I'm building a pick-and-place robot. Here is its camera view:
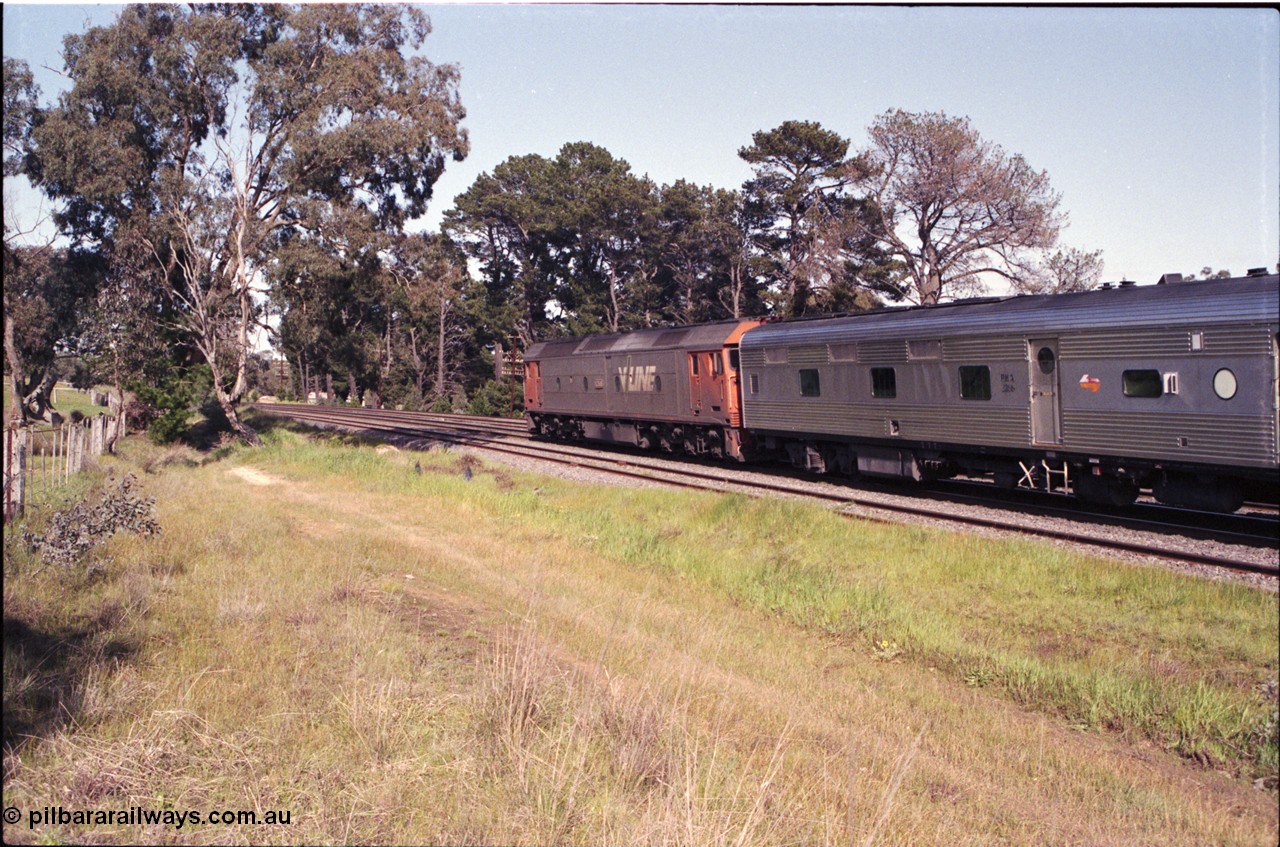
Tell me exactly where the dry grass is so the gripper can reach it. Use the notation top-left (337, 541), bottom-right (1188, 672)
top-left (2, 426), bottom-right (1276, 845)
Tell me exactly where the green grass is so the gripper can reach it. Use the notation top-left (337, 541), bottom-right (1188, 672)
top-left (2, 384), bottom-right (114, 422)
top-left (3, 422), bottom-right (1276, 845)
top-left (241, 424), bottom-right (1278, 778)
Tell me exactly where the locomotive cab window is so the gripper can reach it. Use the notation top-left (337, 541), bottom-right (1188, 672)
top-left (959, 366), bottom-right (992, 401)
top-left (729, 349), bottom-right (740, 371)
top-left (711, 354), bottom-right (724, 375)
top-left (799, 369), bottom-right (821, 397)
top-left (690, 355), bottom-right (699, 375)
top-left (1122, 369), bottom-right (1163, 398)
top-left (871, 367), bottom-right (896, 399)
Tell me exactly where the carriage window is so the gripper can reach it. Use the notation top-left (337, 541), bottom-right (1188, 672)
top-left (583, 377), bottom-right (589, 391)
top-left (1037, 347), bottom-right (1056, 375)
top-left (749, 374), bottom-right (759, 395)
top-left (871, 367), bottom-right (896, 399)
top-left (1213, 368), bottom-right (1237, 400)
top-left (654, 375), bottom-right (662, 392)
top-left (959, 366), bottom-right (992, 401)
top-left (615, 375), bottom-right (622, 392)
top-left (799, 369), bottom-right (821, 397)
top-left (555, 377), bottom-right (561, 391)
top-left (690, 355), bottom-right (699, 375)
top-left (1123, 370), bottom-right (1163, 398)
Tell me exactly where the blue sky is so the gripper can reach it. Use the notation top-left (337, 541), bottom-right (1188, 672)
top-left (5, 3), bottom-right (1278, 287)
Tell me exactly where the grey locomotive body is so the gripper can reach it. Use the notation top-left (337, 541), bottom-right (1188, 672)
top-left (523, 319), bottom-right (761, 460)
top-left (738, 273), bottom-right (1279, 510)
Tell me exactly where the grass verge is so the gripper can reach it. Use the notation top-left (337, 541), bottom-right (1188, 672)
top-left (2, 422), bottom-right (1276, 844)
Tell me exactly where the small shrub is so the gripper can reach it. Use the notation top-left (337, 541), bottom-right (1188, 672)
top-left (467, 379), bottom-right (521, 417)
top-left (22, 474), bottom-right (161, 574)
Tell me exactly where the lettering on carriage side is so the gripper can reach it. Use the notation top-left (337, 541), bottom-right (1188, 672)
top-left (1000, 372), bottom-right (1017, 394)
top-left (616, 364), bottom-right (658, 392)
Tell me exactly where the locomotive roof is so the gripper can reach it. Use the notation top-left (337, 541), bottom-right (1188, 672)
top-left (525, 319), bottom-right (757, 360)
top-left (740, 274), bottom-right (1279, 349)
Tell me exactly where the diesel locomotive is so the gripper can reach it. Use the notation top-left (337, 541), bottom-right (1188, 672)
top-left (523, 271), bottom-right (1280, 512)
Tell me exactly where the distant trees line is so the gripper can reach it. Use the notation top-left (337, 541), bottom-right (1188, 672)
top-left (6, 3), bottom-right (1126, 442)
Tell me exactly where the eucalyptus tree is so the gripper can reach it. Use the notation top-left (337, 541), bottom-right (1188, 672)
top-left (384, 233), bottom-right (473, 406)
top-left (3, 246), bottom-right (103, 422)
top-left (852, 109), bottom-right (1063, 305)
top-left (27, 4), bottom-right (468, 443)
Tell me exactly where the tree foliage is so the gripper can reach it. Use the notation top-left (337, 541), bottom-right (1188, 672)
top-left (739, 120), bottom-right (889, 316)
top-left (3, 246), bottom-right (103, 422)
top-left (853, 109), bottom-right (1064, 304)
top-left (26, 3), bottom-right (468, 442)
top-left (8, 8), bottom-right (1110, 428)
top-left (447, 143), bottom-right (769, 345)
top-left (1016, 246), bottom-right (1105, 295)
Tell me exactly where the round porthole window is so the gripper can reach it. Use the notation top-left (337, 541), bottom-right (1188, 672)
top-left (1037, 347), bottom-right (1056, 375)
top-left (1213, 368), bottom-right (1237, 400)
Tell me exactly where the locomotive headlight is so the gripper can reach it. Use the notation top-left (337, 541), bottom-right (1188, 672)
top-left (1212, 368), bottom-right (1238, 400)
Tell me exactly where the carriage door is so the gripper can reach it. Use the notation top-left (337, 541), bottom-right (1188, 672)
top-left (689, 353), bottom-right (702, 414)
top-left (524, 361), bottom-right (542, 410)
top-left (1029, 339), bottom-right (1061, 445)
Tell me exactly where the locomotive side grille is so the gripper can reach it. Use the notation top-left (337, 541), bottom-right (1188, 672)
top-left (1063, 410), bottom-right (1277, 466)
top-left (858, 340), bottom-right (908, 364)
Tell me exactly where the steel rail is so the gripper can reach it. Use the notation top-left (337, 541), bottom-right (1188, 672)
top-left (253, 404), bottom-right (1278, 578)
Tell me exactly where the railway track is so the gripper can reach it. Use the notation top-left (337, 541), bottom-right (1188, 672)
top-left (252, 403), bottom-right (1279, 579)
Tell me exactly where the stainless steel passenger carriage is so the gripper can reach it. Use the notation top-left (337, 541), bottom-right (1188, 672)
top-left (738, 273), bottom-right (1279, 510)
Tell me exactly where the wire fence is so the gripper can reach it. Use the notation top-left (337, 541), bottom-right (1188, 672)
top-left (3, 412), bottom-right (127, 523)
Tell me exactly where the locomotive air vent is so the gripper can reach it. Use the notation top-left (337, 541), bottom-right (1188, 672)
top-left (1246, 267), bottom-right (1268, 277)
top-left (1119, 279), bottom-right (1137, 287)
top-left (1157, 273), bottom-right (1183, 285)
